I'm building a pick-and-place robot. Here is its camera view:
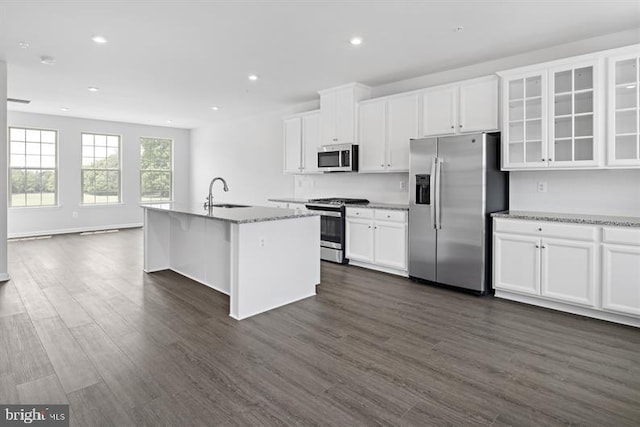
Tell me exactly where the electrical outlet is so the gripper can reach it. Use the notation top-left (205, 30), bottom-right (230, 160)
top-left (537, 181), bottom-right (547, 193)
top-left (72, 211), bottom-right (78, 219)
top-left (400, 180), bottom-right (407, 191)
top-left (259, 237), bottom-right (265, 248)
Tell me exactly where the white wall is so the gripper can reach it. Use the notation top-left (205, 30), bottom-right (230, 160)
top-left (509, 170), bottom-right (640, 216)
top-left (293, 173), bottom-right (408, 204)
top-left (7, 112), bottom-right (190, 237)
top-left (0, 61), bottom-right (8, 280)
top-left (189, 106), bottom-right (315, 206)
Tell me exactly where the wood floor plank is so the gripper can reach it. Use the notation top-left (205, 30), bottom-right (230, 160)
top-left (73, 291), bottom-right (137, 340)
top-left (0, 375), bottom-right (20, 404)
top-left (42, 287), bottom-right (94, 329)
top-left (67, 382), bottom-right (135, 427)
top-left (32, 317), bottom-right (102, 394)
top-left (0, 280), bottom-right (25, 318)
top-left (0, 313), bottom-right (55, 384)
top-left (70, 323), bottom-right (161, 409)
top-left (16, 374), bottom-right (68, 404)
top-left (10, 262), bottom-right (58, 321)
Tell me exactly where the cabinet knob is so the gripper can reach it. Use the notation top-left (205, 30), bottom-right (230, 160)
top-left (538, 228), bottom-right (542, 231)
top-left (356, 212), bottom-right (360, 215)
top-left (368, 226), bottom-right (371, 229)
top-left (387, 164), bottom-right (391, 167)
top-left (536, 245), bottom-right (540, 248)
top-left (459, 124), bottom-right (463, 128)
top-left (375, 226), bottom-right (378, 229)
top-left (548, 158), bottom-right (552, 161)
top-left (541, 158), bottom-right (545, 162)
top-left (451, 125), bottom-right (454, 129)
top-left (541, 246), bottom-right (546, 249)
top-left (381, 164), bottom-right (384, 167)
top-left (387, 215), bottom-right (391, 218)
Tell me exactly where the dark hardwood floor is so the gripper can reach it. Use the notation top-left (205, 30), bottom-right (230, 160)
top-left (1, 228), bottom-right (639, 426)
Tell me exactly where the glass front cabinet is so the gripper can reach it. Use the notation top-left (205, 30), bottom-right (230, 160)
top-left (500, 60), bottom-right (602, 170)
top-left (608, 53), bottom-right (640, 166)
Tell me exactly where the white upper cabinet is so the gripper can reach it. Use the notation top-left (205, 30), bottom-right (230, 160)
top-left (549, 61), bottom-right (601, 168)
top-left (319, 83), bottom-right (371, 146)
top-left (608, 51), bottom-right (640, 167)
top-left (359, 92), bottom-right (418, 172)
top-left (422, 76), bottom-right (498, 137)
top-left (283, 110), bottom-right (321, 174)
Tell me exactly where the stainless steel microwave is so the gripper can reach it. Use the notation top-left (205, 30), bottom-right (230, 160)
top-left (317, 143), bottom-right (359, 172)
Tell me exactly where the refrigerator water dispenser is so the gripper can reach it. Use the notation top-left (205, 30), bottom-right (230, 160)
top-left (415, 174), bottom-right (430, 205)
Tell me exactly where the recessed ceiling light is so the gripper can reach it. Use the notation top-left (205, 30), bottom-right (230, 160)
top-left (60, 107), bottom-right (69, 111)
top-left (87, 86), bottom-right (99, 92)
top-left (40, 56), bottom-right (55, 65)
top-left (18, 41), bottom-right (30, 49)
top-left (248, 74), bottom-right (259, 81)
top-left (91, 35), bottom-right (108, 44)
top-left (210, 106), bottom-right (220, 111)
top-left (349, 37), bottom-right (363, 46)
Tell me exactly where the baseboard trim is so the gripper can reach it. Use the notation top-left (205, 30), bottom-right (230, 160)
top-left (0, 273), bottom-right (11, 282)
top-left (8, 223), bottom-right (143, 239)
top-left (348, 260), bottom-right (408, 277)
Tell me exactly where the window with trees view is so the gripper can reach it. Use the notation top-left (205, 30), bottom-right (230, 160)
top-left (9, 127), bottom-right (58, 207)
top-left (140, 137), bottom-right (173, 202)
top-left (81, 133), bottom-right (121, 204)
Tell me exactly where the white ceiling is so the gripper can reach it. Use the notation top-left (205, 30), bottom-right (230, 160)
top-left (1, 0), bottom-right (639, 129)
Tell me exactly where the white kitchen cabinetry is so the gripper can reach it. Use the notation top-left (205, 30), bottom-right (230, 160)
top-left (359, 93), bottom-right (418, 172)
top-left (346, 208), bottom-right (407, 275)
top-left (607, 52), bottom-right (640, 167)
top-left (602, 227), bottom-right (640, 316)
top-left (319, 83), bottom-right (371, 146)
top-left (422, 76), bottom-right (498, 137)
top-left (283, 110), bottom-right (321, 174)
top-left (499, 55), bottom-right (604, 170)
top-left (493, 219), bottom-right (597, 308)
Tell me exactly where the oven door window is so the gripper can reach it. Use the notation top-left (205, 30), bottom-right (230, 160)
top-left (318, 151), bottom-right (340, 168)
top-left (320, 215), bottom-right (343, 245)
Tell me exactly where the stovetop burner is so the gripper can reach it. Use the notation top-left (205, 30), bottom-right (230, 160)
top-left (308, 197), bottom-right (370, 205)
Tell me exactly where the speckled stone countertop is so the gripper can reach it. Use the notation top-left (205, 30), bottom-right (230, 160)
top-left (141, 203), bottom-right (319, 224)
top-left (348, 202), bottom-right (409, 211)
top-left (491, 210), bottom-right (640, 228)
top-left (267, 198), bottom-right (310, 204)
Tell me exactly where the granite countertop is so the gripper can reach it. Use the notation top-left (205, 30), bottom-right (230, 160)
top-left (268, 198), bottom-right (409, 211)
top-left (141, 203), bottom-right (319, 224)
top-left (491, 210), bottom-right (640, 228)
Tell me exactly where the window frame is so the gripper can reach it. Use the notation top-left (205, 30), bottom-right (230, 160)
top-left (139, 136), bottom-right (174, 203)
top-left (8, 126), bottom-right (59, 208)
top-left (80, 132), bottom-right (123, 205)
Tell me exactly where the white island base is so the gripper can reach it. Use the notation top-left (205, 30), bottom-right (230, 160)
top-left (143, 206), bottom-right (320, 320)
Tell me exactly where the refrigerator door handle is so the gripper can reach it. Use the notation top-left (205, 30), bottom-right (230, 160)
top-left (435, 157), bottom-right (443, 229)
top-left (430, 157), bottom-right (437, 229)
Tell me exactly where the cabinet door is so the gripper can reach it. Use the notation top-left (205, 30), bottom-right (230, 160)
top-left (423, 86), bottom-right (457, 136)
top-left (301, 112), bottom-right (320, 173)
top-left (459, 78), bottom-right (499, 133)
top-left (541, 238), bottom-right (597, 307)
top-left (602, 244), bottom-right (640, 316)
top-left (387, 94), bottom-right (417, 171)
top-left (283, 117), bottom-right (302, 174)
top-left (493, 233), bottom-right (540, 295)
top-left (502, 72), bottom-right (548, 169)
top-left (335, 88), bottom-right (356, 143)
top-left (373, 220), bottom-right (407, 270)
top-left (359, 100), bottom-right (387, 172)
top-left (320, 91), bottom-right (337, 145)
top-left (345, 218), bottom-right (374, 263)
top-left (548, 61), bottom-right (601, 168)
top-left (607, 54), bottom-right (640, 167)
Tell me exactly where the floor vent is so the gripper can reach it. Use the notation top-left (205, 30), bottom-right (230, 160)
top-left (80, 229), bottom-right (120, 236)
top-left (8, 235), bottom-right (52, 242)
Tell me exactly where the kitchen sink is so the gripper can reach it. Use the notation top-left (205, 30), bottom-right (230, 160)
top-left (213, 203), bottom-right (250, 208)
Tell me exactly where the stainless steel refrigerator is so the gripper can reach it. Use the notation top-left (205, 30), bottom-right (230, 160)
top-left (409, 133), bottom-right (508, 294)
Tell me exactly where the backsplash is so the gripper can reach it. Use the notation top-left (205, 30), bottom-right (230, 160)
top-left (294, 172), bottom-right (410, 204)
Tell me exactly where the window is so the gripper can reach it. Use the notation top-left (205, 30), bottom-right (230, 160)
top-left (81, 133), bottom-right (121, 204)
top-left (9, 127), bottom-right (58, 207)
top-left (140, 137), bottom-right (173, 202)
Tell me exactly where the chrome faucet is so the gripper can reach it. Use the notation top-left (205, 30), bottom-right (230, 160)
top-left (204, 177), bottom-right (229, 209)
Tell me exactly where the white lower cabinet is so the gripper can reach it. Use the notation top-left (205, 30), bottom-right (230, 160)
top-left (346, 208), bottom-right (407, 275)
top-left (494, 218), bottom-right (640, 327)
top-left (601, 227), bottom-right (640, 316)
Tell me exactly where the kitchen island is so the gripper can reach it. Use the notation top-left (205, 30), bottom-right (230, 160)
top-left (142, 203), bottom-right (320, 320)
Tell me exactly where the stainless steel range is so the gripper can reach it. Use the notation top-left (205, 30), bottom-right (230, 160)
top-left (305, 198), bottom-right (369, 263)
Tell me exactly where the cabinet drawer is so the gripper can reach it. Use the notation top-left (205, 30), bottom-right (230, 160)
top-left (494, 219), bottom-right (597, 241)
top-left (603, 227), bottom-right (640, 246)
top-left (374, 209), bottom-right (407, 222)
top-left (346, 207), bottom-right (374, 219)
